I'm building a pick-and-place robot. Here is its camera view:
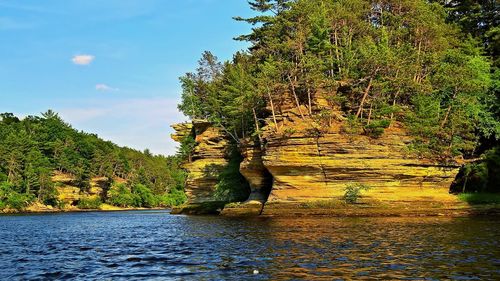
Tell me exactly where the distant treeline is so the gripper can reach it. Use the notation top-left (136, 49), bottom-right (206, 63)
top-left (0, 111), bottom-right (186, 210)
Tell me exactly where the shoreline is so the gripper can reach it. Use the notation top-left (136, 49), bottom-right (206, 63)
top-left (5, 201), bottom-right (500, 217)
top-left (174, 200), bottom-right (500, 217)
top-left (0, 205), bottom-right (171, 215)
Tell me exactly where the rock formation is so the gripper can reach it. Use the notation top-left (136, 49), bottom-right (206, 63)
top-left (172, 108), bottom-right (464, 216)
top-left (171, 120), bottom-right (229, 206)
top-left (51, 172), bottom-right (110, 206)
top-left (239, 141), bottom-right (272, 203)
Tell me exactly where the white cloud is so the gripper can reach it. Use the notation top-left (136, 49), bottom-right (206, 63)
top-left (95, 84), bottom-right (118, 92)
top-left (71, 54), bottom-right (95, 65)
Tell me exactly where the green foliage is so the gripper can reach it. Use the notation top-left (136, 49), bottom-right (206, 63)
top-left (132, 184), bottom-right (158, 208)
top-left (39, 184), bottom-right (59, 207)
top-left (177, 134), bottom-right (196, 162)
top-left (213, 149), bottom-right (251, 203)
top-left (0, 111), bottom-right (187, 210)
top-left (0, 182), bottom-right (34, 210)
top-left (451, 146), bottom-right (500, 193)
top-left (458, 193), bottom-right (500, 205)
top-left (177, 0), bottom-right (499, 162)
top-left (434, 0), bottom-right (499, 67)
top-left (343, 182), bottom-right (371, 204)
top-left (156, 188), bottom-right (187, 207)
top-left (77, 197), bottom-right (102, 209)
top-left (107, 184), bottom-right (140, 208)
top-left (5, 193), bottom-right (33, 211)
top-left (341, 115), bottom-right (363, 135)
top-left (364, 119), bottom-right (391, 138)
top-left (282, 128), bottom-right (296, 138)
top-left (106, 182), bottom-right (186, 208)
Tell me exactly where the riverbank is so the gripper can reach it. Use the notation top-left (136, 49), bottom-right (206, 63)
top-left (173, 196), bottom-right (500, 217)
top-left (0, 202), bottom-right (169, 215)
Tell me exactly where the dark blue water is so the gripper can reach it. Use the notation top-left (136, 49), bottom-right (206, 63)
top-left (0, 211), bottom-right (499, 280)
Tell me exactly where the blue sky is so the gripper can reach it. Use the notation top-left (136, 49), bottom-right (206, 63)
top-left (0, 0), bottom-right (254, 155)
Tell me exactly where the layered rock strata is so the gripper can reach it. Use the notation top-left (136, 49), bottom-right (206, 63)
top-left (239, 141), bottom-right (272, 203)
top-left (230, 110), bottom-right (463, 215)
top-left (261, 124), bottom-right (459, 203)
top-left (173, 113), bottom-right (464, 216)
top-left (171, 120), bottom-right (229, 208)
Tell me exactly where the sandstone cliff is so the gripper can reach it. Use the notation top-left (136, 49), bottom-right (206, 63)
top-left (51, 171), bottom-right (115, 206)
top-left (172, 109), bottom-right (467, 216)
top-left (171, 120), bottom-right (230, 212)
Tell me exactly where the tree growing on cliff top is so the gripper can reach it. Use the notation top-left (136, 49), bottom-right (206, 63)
top-left (178, 0), bottom-right (500, 160)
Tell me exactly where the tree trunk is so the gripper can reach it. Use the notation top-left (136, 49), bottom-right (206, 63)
top-left (355, 77), bottom-right (373, 119)
top-left (252, 108), bottom-right (263, 146)
top-left (440, 104), bottom-right (453, 129)
top-left (307, 87), bottom-right (312, 115)
top-left (287, 74), bottom-right (305, 120)
top-left (367, 104), bottom-right (373, 125)
top-left (389, 89), bottom-right (400, 127)
top-left (333, 29), bottom-right (341, 75)
top-left (440, 91), bottom-right (457, 128)
top-left (414, 35), bottom-right (422, 82)
top-left (266, 88), bottom-right (279, 131)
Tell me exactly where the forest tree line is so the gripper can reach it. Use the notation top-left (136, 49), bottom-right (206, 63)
top-left (0, 111), bottom-right (186, 210)
top-left (177, 0), bottom-right (499, 193)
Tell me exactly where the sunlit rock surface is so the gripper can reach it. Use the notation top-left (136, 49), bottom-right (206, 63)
top-left (239, 141), bottom-right (272, 203)
top-left (172, 110), bottom-right (465, 216)
top-left (261, 123), bottom-right (459, 203)
top-left (171, 120), bottom-right (229, 205)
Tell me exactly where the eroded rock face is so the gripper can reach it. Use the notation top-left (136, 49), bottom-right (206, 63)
top-left (52, 172), bottom-right (109, 205)
top-left (239, 141), bottom-right (272, 203)
top-left (171, 120), bottom-right (229, 204)
top-left (172, 111), bottom-right (461, 215)
top-left (261, 123), bottom-right (460, 203)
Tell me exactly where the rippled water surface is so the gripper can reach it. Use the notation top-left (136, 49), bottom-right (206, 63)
top-left (0, 211), bottom-right (499, 280)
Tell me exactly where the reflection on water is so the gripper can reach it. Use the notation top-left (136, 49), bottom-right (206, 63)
top-left (0, 211), bottom-right (499, 280)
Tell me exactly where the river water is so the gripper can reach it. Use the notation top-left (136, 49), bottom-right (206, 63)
top-left (0, 211), bottom-right (498, 280)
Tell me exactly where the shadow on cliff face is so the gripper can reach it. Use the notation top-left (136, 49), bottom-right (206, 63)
top-left (260, 167), bottom-right (274, 202)
top-left (450, 147), bottom-right (500, 195)
top-left (202, 152), bottom-right (251, 203)
top-left (449, 147), bottom-right (500, 206)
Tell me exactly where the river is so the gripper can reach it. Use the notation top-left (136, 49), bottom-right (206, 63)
top-left (0, 211), bottom-right (499, 280)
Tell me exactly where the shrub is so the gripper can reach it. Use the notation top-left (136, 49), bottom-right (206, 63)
top-left (132, 184), bottom-right (158, 208)
top-left (450, 146), bottom-right (500, 193)
top-left (458, 193), bottom-right (500, 205)
top-left (39, 185), bottom-right (59, 207)
top-left (282, 128), bottom-right (296, 138)
top-left (77, 196), bottom-right (102, 209)
top-left (343, 183), bottom-right (371, 204)
top-left (341, 115), bottom-right (363, 135)
top-left (0, 182), bottom-right (34, 210)
top-left (213, 149), bottom-right (250, 203)
top-left (56, 200), bottom-right (67, 209)
top-left (157, 188), bottom-right (187, 207)
top-left (177, 134), bottom-right (196, 162)
top-left (5, 192), bottom-right (34, 210)
top-left (107, 184), bottom-right (140, 207)
top-left (364, 119), bottom-right (390, 138)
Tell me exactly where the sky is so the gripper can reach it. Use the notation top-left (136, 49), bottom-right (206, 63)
top-left (0, 0), bottom-right (254, 155)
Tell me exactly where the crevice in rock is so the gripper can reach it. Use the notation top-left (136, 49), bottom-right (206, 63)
top-left (315, 136), bottom-right (328, 186)
top-left (238, 140), bottom-right (274, 214)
